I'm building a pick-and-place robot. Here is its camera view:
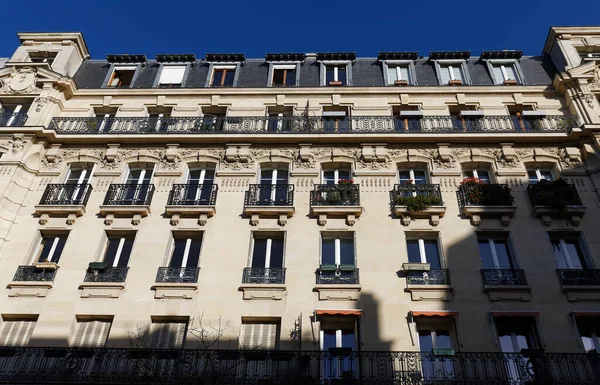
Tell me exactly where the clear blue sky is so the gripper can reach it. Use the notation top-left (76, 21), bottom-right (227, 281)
top-left (1, 0), bottom-right (599, 59)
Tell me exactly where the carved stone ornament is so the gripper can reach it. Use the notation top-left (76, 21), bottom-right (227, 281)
top-left (8, 136), bottom-right (26, 154)
top-left (34, 96), bottom-right (60, 112)
top-left (1, 67), bottom-right (41, 94)
top-left (417, 148), bottom-right (458, 169)
top-left (590, 65), bottom-right (600, 90)
top-left (483, 148), bottom-right (520, 169)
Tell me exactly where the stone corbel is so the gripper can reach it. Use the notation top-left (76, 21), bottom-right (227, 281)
top-left (104, 144), bottom-right (119, 163)
top-left (564, 147), bottom-right (582, 165)
top-left (500, 143), bottom-right (517, 163)
top-left (225, 144), bottom-right (251, 163)
top-left (131, 214), bottom-right (142, 226)
top-left (361, 144), bottom-right (388, 163)
top-left (38, 214), bottom-right (49, 225)
top-left (44, 144), bottom-right (61, 163)
top-left (104, 214), bottom-right (115, 226)
top-left (165, 144), bottom-right (179, 162)
top-left (198, 214), bottom-right (209, 226)
top-left (437, 144), bottom-right (452, 163)
top-left (66, 214), bottom-right (77, 226)
top-left (299, 144), bottom-right (312, 162)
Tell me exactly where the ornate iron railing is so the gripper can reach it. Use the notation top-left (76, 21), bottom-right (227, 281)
top-left (557, 269), bottom-right (600, 285)
top-left (167, 184), bottom-right (218, 206)
top-left (390, 184), bottom-right (443, 207)
top-left (527, 181), bottom-right (583, 208)
top-left (38, 183), bottom-right (93, 206)
top-left (407, 269), bottom-right (450, 285)
top-left (242, 268), bottom-right (286, 284)
top-left (0, 348), bottom-right (596, 384)
top-left (311, 184), bottom-right (360, 206)
top-left (103, 184), bottom-right (155, 206)
top-left (0, 112), bottom-right (28, 127)
top-left (12, 266), bottom-right (57, 282)
top-left (84, 266), bottom-right (129, 283)
top-left (458, 183), bottom-right (514, 208)
top-left (244, 184), bottom-right (294, 206)
top-left (481, 269), bottom-right (528, 285)
top-left (155, 267), bottom-right (200, 283)
top-left (48, 115), bottom-right (579, 135)
top-left (316, 266), bottom-right (359, 284)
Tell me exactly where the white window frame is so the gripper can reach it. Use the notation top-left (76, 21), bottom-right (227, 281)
top-left (406, 235), bottom-right (443, 267)
top-left (321, 168), bottom-right (351, 184)
top-left (321, 234), bottom-right (355, 267)
top-left (554, 238), bottom-right (582, 269)
top-left (485, 59), bottom-right (525, 85)
top-left (319, 61), bottom-right (352, 86)
top-left (205, 63), bottom-right (241, 87)
top-left (417, 329), bottom-right (452, 350)
top-left (103, 65), bottom-right (138, 88)
top-left (38, 236), bottom-right (62, 262)
top-left (528, 168), bottom-right (554, 183)
top-left (399, 169), bottom-right (427, 184)
top-left (478, 235), bottom-right (517, 269)
top-left (576, 321), bottom-right (600, 353)
top-left (154, 64), bottom-right (189, 88)
top-left (434, 60), bottom-right (471, 86)
top-left (268, 63), bottom-right (301, 87)
top-left (64, 164), bottom-right (96, 202)
top-left (169, 234), bottom-right (202, 269)
top-left (381, 60), bottom-right (417, 86)
top-left (186, 167), bottom-right (215, 200)
top-left (124, 165), bottom-right (155, 185)
top-left (464, 169), bottom-right (492, 182)
top-left (260, 167), bottom-right (289, 201)
top-left (250, 234), bottom-right (285, 269)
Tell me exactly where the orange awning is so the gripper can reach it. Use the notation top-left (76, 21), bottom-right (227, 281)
top-left (574, 312), bottom-right (600, 317)
top-left (492, 311), bottom-right (538, 317)
top-left (316, 309), bottom-right (362, 316)
top-left (412, 311), bottom-right (458, 317)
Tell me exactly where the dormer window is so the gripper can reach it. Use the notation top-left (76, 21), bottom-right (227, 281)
top-left (29, 52), bottom-right (57, 66)
top-left (481, 51), bottom-right (525, 85)
top-left (325, 64), bottom-right (347, 86)
top-left (157, 65), bottom-right (186, 88)
top-left (317, 52), bottom-right (355, 87)
top-left (430, 52), bottom-right (471, 86)
top-left (211, 66), bottom-right (236, 87)
top-left (378, 52), bottom-right (418, 86)
top-left (272, 65), bottom-right (297, 87)
top-left (439, 63), bottom-right (465, 85)
top-left (265, 53), bottom-right (305, 87)
top-left (205, 54), bottom-right (244, 88)
top-left (106, 66), bottom-right (136, 88)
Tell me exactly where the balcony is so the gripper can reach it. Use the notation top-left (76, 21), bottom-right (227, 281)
top-left (481, 269), bottom-right (531, 302)
top-left (405, 269), bottom-right (452, 302)
top-left (165, 184), bottom-right (218, 226)
top-left (152, 267), bottom-right (200, 300)
top-left (7, 265), bottom-right (57, 298)
top-left (244, 184), bottom-right (295, 226)
top-left (0, 112), bottom-right (28, 127)
top-left (310, 184), bottom-right (362, 226)
top-left (315, 266), bottom-right (360, 301)
top-left (557, 269), bottom-right (600, 302)
top-left (84, 266), bottom-right (129, 283)
top-left (48, 115), bottom-right (579, 135)
top-left (239, 268), bottom-right (287, 300)
top-left (34, 183), bottom-right (93, 224)
top-left (527, 180), bottom-right (585, 226)
top-left (79, 265), bottom-right (128, 299)
top-left (458, 181), bottom-right (516, 226)
top-left (156, 267), bottom-right (200, 283)
top-left (390, 184), bottom-right (446, 226)
top-left (99, 184), bottom-right (155, 225)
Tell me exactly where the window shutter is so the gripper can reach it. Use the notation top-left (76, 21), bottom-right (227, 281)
top-left (151, 322), bottom-right (186, 348)
top-left (387, 66), bottom-right (398, 84)
top-left (440, 66), bottom-right (451, 84)
top-left (242, 323), bottom-right (254, 348)
top-left (73, 320), bottom-right (111, 347)
top-left (492, 66), bottom-right (504, 84)
top-left (242, 323), bottom-right (278, 349)
top-left (159, 66), bottom-right (186, 84)
top-left (0, 320), bottom-right (36, 346)
top-left (262, 323), bottom-right (277, 349)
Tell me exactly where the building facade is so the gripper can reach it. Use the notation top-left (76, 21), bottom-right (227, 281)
top-left (0, 27), bottom-right (599, 383)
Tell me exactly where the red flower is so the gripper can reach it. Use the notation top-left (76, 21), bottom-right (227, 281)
top-left (461, 177), bottom-right (484, 185)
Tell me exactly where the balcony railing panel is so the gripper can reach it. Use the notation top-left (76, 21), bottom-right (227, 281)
top-left (407, 269), bottom-right (450, 285)
top-left (557, 269), bottom-right (600, 285)
top-left (103, 184), bottom-right (155, 206)
top-left (155, 267), bottom-right (200, 283)
top-left (49, 115), bottom-right (579, 135)
top-left (0, 112), bottom-right (28, 127)
top-left (311, 184), bottom-right (360, 206)
top-left (458, 183), bottom-right (514, 208)
top-left (527, 182), bottom-right (583, 207)
top-left (0, 348), bottom-right (596, 384)
top-left (390, 184), bottom-right (443, 207)
top-left (481, 269), bottom-right (528, 285)
top-left (167, 184), bottom-right (218, 206)
top-left (12, 266), bottom-right (56, 282)
top-left (39, 183), bottom-right (93, 206)
top-left (242, 268), bottom-right (286, 284)
top-left (84, 266), bottom-right (129, 283)
top-left (244, 184), bottom-right (294, 206)
top-left (316, 267), bottom-right (359, 284)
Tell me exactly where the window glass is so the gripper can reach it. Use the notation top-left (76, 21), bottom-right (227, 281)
top-left (322, 239), bottom-right (336, 266)
top-left (212, 69), bottom-right (224, 86)
top-left (104, 236), bottom-right (134, 267)
top-left (224, 70), bottom-right (235, 86)
top-left (322, 329), bottom-right (336, 350)
top-left (326, 67), bottom-right (335, 83)
top-left (337, 67), bottom-right (347, 85)
top-left (423, 240), bottom-right (441, 269)
top-left (270, 239), bottom-right (284, 268)
top-left (37, 235), bottom-right (67, 263)
top-left (407, 240), bottom-right (422, 263)
top-left (339, 239), bottom-right (355, 266)
top-left (418, 330), bottom-right (433, 352)
top-left (551, 238), bottom-right (587, 269)
top-left (251, 239), bottom-right (268, 268)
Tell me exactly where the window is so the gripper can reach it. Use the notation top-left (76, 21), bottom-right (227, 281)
top-left (387, 64), bottom-right (412, 85)
top-left (183, 168), bottom-right (215, 204)
top-left (266, 108), bottom-right (293, 132)
top-left (0, 103), bottom-right (31, 126)
top-left (0, 317), bottom-right (37, 346)
top-left (399, 169), bottom-right (427, 185)
top-left (272, 65), bottom-right (296, 87)
top-left (148, 111), bottom-right (172, 132)
top-left (464, 169), bottom-right (491, 184)
top-left (65, 165), bottom-right (93, 185)
top-left (321, 235), bottom-right (355, 268)
top-left (490, 62), bottom-right (521, 85)
top-left (94, 109), bottom-right (116, 132)
top-left (324, 64), bottom-right (348, 86)
top-left (102, 234), bottom-right (135, 267)
top-left (210, 66), bottom-right (236, 87)
top-left (320, 316), bottom-right (358, 379)
top-left (157, 65), bottom-right (186, 88)
top-left (106, 66), bottom-right (136, 88)
top-left (72, 318), bottom-right (112, 347)
top-left (406, 238), bottom-right (441, 268)
top-left (417, 327), bottom-right (454, 380)
top-left (393, 106), bottom-right (422, 131)
top-left (123, 166), bottom-right (154, 203)
top-left (200, 109), bottom-right (226, 132)
top-left (550, 233), bottom-right (590, 270)
top-left (576, 317), bottom-right (600, 353)
top-left (527, 169), bottom-right (554, 184)
top-left (35, 233), bottom-right (68, 263)
top-left (258, 167), bottom-right (289, 204)
top-left (495, 317), bottom-right (539, 352)
top-left (62, 165), bottom-right (94, 203)
top-left (170, 234), bottom-right (202, 269)
top-left (439, 63), bottom-right (465, 85)
top-left (478, 233), bottom-right (516, 270)
top-left (150, 318), bottom-right (188, 348)
top-left (241, 320), bottom-right (280, 349)
top-left (251, 234), bottom-right (284, 270)
top-left (29, 52), bottom-right (57, 65)
top-left (322, 110), bottom-right (349, 132)
top-left (322, 168), bottom-right (351, 185)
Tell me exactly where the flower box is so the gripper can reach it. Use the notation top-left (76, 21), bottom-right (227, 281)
top-left (34, 261), bottom-right (58, 270)
top-left (329, 81), bottom-right (342, 86)
top-left (503, 79), bottom-right (517, 85)
top-left (447, 79), bottom-right (463, 86)
top-left (394, 80), bottom-right (409, 86)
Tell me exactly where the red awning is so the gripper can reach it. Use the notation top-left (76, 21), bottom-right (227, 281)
top-left (412, 311), bottom-right (458, 317)
top-left (316, 309), bottom-right (362, 316)
top-left (574, 312), bottom-right (600, 317)
top-left (492, 311), bottom-right (539, 317)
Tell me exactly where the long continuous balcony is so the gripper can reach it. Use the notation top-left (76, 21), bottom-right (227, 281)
top-left (84, 266), bottom-right (129, 283)
top-left (242, 267), bottom-right (286, 284)
top-left (0, 347), bottom-right (596, 384)
top-left (0, 112), bottom-right (28, 127)
top-left (48, 115), bottom-right (579, 134)
top-left (38, 183), bottom-right (93, 206)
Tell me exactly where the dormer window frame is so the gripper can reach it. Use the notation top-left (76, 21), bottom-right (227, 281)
top-left (267, 62), bottom-right (301, 87)
top-left (319, 60), bottom-right (353, 87)
top-left (484, 59), bottom-right (526, 86)
top-left (433, 59), bottom-right (471, 86)
top-left (381, 60), bottom-right (417, 86)
top-left (205, 62), bottom-right (241, 88)
top-left (153, 63), bottom-right (191, 88)
top-left (101, 64), bottom-right (141, 89)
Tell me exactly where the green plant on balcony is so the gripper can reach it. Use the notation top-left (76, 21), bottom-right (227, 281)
top-left (460, 177), bottom-right (514, 206)
top-left (395, 194), bottom-right (442, 212)
top-left (325, 191), bottom-right (343, 205)
top-left (532, 178), bottom-right (580, 210)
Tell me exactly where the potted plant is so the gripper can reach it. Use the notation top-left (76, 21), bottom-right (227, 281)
top-left (395, 194), bottom-right (443, 212)
top-left (531, 178), bottom-right (581, 210)
top-left (337, 179), bottom-right (354, 185)
top-left (460, 177), bottom-right (513, 206)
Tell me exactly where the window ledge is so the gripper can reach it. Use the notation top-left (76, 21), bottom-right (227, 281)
top-left (239, 284), bottom-right (286, 300)
top-left (483, 285), bottom-right (531, 302)
top-left (7, 281), bottom-right (53, 297)
top-left (462, 205), bottom-right (516, 226)
top-left (393, 205), bottom-right (446, 226)
top-left (243, 206), bottom-right (295, 226)
top-left (405, 284), bottom-right (453, 301)
top-left (34, 205), bottom-right (86, 225)
top-left (99, 205), bottom-right (151, 225)
top-left (311, 206), bottom-right (363, 226)
top-left (532, 205), bottom-right (586, 226)
top-left (79, 282), bottom-right (125, 299)
top-left (314, 284), bottom-right (361, 301)
top-left (562, 285), bottom-right (600, 302)
top-left (151, 283), bottom-right (198, 300)
top-left (165, 205), bottom-right (216, 226)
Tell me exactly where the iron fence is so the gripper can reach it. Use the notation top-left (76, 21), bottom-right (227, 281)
top-left (316, 267), bottom-right (359, 284)
top-left (481, 269), bottom-right (528, 286)
top-left (390, 184), bottom-right (443, 207)
top-left (0, 112), bottom-right (28, 127)
top-left (84, 266), bottom-right (129, 283)
top-left (406, 269), bottom-right (450, 285)
top-left (241, 268), bottom-right (286, 284)
top-left (557, 269), bottom-right (600, 286)
top-left (155, 267), bottom-right (200, 284)
top-left (244, 184), bottom-right (294, 206)
top-left (103, 184), bottom-right (155, 206)
top-left (458, 183), bottom-right (514, 208)
top-left (310, 184), bottom-right (360, 206)
top-left (39, 183), bottom-right (93, 206)
top-left (167, 184), bottom-right (218, 206)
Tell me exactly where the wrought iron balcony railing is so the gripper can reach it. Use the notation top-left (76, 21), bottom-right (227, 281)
top-left (481, 269), bottom-right (528, 285)
top-left (557, 269), bottom-right (600, 286)
top-left (48, 115), bottom-right (579, 135)
top-left (167, 184), bottom-right (218, 206)
top-left (155, 267), bottom-right (200, 283)
top-left (242, 267), bottom-right (286, 284)
top-left (458, 183), bottom-right (514, 208)
top-left (0, 112), bottom-right (28, 127)
top-left (84, 266), bottom-right (129, 283)
top-left (407, 269), bottom-right (450, 285)
top-left (38, 183), bottom-right (93, 206)
top-left (103, 184), bottom-right (155, 206)
top-left (0, 347), bottom-right (596, 384)
top-left (391, 184), bottom-right (443, 207)
top-left (311, 184), bottom-right (360, 206)
top-left (316, 266), bottom-right (359, 284)
top-left (244, 184), bottom-right (294, 206)
top-left (527, 181), bottom-right (583, 208)
top-left (12, 266), bottom-right (57, 282)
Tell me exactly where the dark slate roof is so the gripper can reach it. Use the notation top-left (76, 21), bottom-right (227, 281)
top-left (72, 55), bottom-right (558, 89)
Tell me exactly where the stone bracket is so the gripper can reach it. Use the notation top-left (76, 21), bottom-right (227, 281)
top-left (406, 284), bottom-right (453, 301)
top-left (314, 285), bottom-right (361, 301)
top-left (240, 284), bottom-right (286, 300)
top-left (484, 285), bottom-right (531, 302)
top-left (7, 282), bottom-right (53, 298)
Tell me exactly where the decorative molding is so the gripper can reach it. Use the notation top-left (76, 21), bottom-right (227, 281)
top-left (0, 66), bottom-right (42, 94)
